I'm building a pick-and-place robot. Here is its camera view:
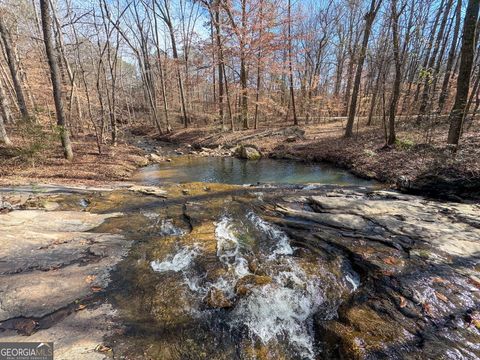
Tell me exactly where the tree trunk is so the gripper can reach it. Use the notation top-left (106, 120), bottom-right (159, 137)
top-left (0, 17), bottom-right (30, 120)
top-left (239, 0), bottom-right (248, 129)
top-left (387, 0), bottom-right (402, 145)
top-left (0, 115), bottom-right (10, 145)
top-left (345, 0), bottom-right (382, 138)
top-left (0, 76), bottom-right (14, 126)
top-left (438, 0), bottom-right (462, 112)
top-left (447, 0), bottom-right (479, 145)
top-left (153, 0), bottom-right (170, 131)
top-left (417, 0), bottom-right (453, 123)
top-left (213, 1), bottom-right (225, 127)
top-left (287, 0), bottom-right (298, 126)
top-left (50, 0), bottom-right (83, 130)
top-left (40, 0), bottom-right (73, 160)
top-left (0, 79), bottom-right (11, 144)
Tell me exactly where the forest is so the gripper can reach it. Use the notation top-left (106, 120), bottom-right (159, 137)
top-left (0, 0), bottom-right (478, 152)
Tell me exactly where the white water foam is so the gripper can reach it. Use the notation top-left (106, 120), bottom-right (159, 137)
top-left (156, 214), bottom-right (326, 359)
top-left (150, 245), bottom-right (200, 273)
top-left (215, 216), bottom-right (251, 277)
top-left (345, 272), bottom-right (360, 291)
top-left (159, 219), bottom-right (185, 236)
top-left (230, 260), bottom-right (323, 359)
top-left (215, 214), bottom-right (322, 358)
top-left (142, 211), bottom-right (160, 221)
top-left (247, 211), bottom-right (293, 257)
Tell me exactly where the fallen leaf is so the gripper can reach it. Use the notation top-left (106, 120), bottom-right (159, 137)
top-left (435, 292), bottom-right (448, 303)
top-left (432, 276), bottom-right (447, 284)
top-left (13, 319), bottom-right (37, 336)
top-left (85, 275), bottom-right (96, 284)
top-left (95, 345), bottom-right (112, 353)
top-left (75, 304), bottom-right (87, 311)
top-left (422, 302), bottom-right (433, 316)
top-left (91, 286), bottom-right (103, 292)
top-left (383, 256), bottom-right (400, 265)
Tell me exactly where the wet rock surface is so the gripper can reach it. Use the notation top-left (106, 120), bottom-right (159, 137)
top-left (204, 287), bottom-right (234, 308)
top-left (1, 183), bottom-right (479, 359)
top-left (396, 169), bottom-right (480, 201)
top-left (265, 189), bottom-right (480, 359)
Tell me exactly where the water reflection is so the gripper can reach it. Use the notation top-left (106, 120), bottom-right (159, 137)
top-left (134, 156), bottom-right (373, 186)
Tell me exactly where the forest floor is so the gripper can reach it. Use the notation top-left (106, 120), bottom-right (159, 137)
top-left (0, 133), bottom-right (149, 187)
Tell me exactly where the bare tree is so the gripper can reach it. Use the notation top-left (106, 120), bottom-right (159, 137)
top-left (39, 0), bottom-right (73, 160)
top-left (287, 0), bottom-right (298, 126)
top-left (438, 0), bottom-right (462, 112)
top-left (0, 16), bottom-right (30, 119)
top-left (0, 77), bottom-right (11, 144)
top-left (155, 0), bottom-right (189, 128)
top-left (387, 0), bottom-right (409, 145)
top-left (447, 0), bottom-right (480, 145)
top-left (345, 0), bottom-right (383, 138)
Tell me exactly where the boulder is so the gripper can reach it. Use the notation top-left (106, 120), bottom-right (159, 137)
top-left (234, 275), bottom-right (272, 296)
top-left (135, 157), bottom-right (150, 167)
top-left (234, 145), bottom-right (261, 160)
top-left (147, 153), bottom-right (164, 163)
top-left (204, 287), bottom-right (233, 308)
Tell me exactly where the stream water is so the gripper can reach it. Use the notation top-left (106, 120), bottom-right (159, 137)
top-left (96, 158), bottom-right (376, 359)
top-left (133, 156), bottom-right (374, 186)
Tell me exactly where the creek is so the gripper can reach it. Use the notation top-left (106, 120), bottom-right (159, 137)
top-left (7, 156), bottom-right (476, 359)
top-left (133, 156), bottom-right (374, 186)
top-left (103, 156), bottom-right (376, 359)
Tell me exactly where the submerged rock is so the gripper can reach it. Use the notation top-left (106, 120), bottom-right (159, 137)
top-left (204, 287), bottom-right (233, 309)
top-left (235, 275), bottom-right (272, 296)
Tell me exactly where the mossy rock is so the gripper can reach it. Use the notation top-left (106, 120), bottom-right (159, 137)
top-left (234, 145), bottom-right (262, 160)
top-left (235, 274), bottom-right (272, 296)
top-left (319, 305), bottom-right (405, 359)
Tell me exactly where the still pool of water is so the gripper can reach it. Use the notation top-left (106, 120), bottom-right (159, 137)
top-left (134, 156), bottom-right (374, 186)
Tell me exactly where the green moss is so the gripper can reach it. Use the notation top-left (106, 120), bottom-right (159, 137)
top-left (364, 149), bottom-right (376, 157)
top-left (395, 138), bottom-right (415, 150)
